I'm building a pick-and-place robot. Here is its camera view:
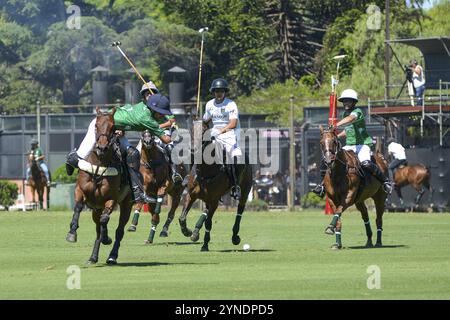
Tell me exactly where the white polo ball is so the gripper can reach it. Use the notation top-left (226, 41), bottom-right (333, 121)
top-left (243, 243), bottom-right (250, 251)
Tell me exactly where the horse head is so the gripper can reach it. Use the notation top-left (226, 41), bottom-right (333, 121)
top-left (94, 106), bottom-right (116, 160)
top-left (319, 125), bottom-right (340, 167)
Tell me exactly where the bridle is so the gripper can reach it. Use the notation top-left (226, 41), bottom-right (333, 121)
top-left (321, 129), bottom-right (345, 169)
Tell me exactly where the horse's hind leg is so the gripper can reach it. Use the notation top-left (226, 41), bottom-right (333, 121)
top-left (396, 186), bottom-right (404, 207)
top-left (231, 175), bottom-right (252, 246)
top-left (373, 191), bottom-right (386, 247)
top-left (107, 197), bottom-right (132, 265)
top-left (191, 207), bottom-right (208, 243)
top-left (201, 201), bottom-right (218, 252)
top-left (356, 202), bottom-right (373, 247)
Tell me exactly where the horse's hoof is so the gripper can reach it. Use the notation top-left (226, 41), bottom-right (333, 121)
top-left (144, 239), bottom-right (153, 245)
top-left (106, 257), bottom-right (117, 265)
top-left (159, 230), bottom-right (168, 237)
top-left (86, 258), bottom-right (98, 265)
top-left (232, 235), bottom-right (241, 245)
top-left (375, 243), bottom-right (382, 248)
top-left (325, 225), bottom-right (335, 235)
top-left (190, 230), bottom-right (200, 242)
top-left (127, 225), bottom-right (137, 232)
top-left (330, 243), bottom-right (342, 250)
top-left (365, 241), bottom-right (374, 248)
top-left (102, 237), bottom-right (112, 245)
top-left (66, 232), bottom-right (77, 243)
top-left (182, 228), bottom-right (193, 237)
top-left (201, 246), bottom-right (209, 252)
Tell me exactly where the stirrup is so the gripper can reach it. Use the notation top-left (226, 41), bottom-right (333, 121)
top-left (231, 185), bottom-right (241, 200)
top-left (172, 173), bottom-right (183, 184)
top-left (383, 181), bottom-right (393, 194)
top-left (312, 184), bottom-right (325, 198)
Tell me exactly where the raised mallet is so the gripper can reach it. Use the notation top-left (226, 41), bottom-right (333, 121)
top-left (196, 27), bottom-right (208, 117)
top-left (112, 41), bottom-right (154, 95)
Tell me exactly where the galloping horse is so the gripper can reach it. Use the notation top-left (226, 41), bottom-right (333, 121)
top-left (178, 130), bottom-right (253, 251)
top-left (66, 107), bottom-right (133, 264)
top-left (392, 164), bottom-right (433, 207)
top-left (320, 125), bottom-right (388, 249)
top-left (28, 153), bottom-right (50, 210)
top-left (127, 130), bottom-right (187, 244)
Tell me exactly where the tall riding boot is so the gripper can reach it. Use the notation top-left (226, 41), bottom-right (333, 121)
top-left (165, 144), bottom-right (183, 184)
top-left (126, 147), bottom-right (155, 204)
top-left (227, 158), bottom-right (241, 200)
top-left (361, 161), bottom-right (393, 194)
top-left (66, 149), bottom-right (80, 176)
top-left (312, 159), bottom-right (327, 198)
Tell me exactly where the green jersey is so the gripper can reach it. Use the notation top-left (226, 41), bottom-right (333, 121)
top-left (113, 102), bottom-right (165, 137)
top-left (31, 147), bottom-right (43, 163)
top-left (157, 114), bottom-right (175, 125)
top-left (343, 108), bottom-right (373, 146)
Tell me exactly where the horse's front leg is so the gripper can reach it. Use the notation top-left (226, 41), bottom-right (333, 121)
top-left (231, 203), bottom-right (246, 246)
top-left (66, 186), bottom-right (84, 242)
top-left (107, 196), bottom-right (133, 265)
top-left (179, 192), bottom-right (197, 237)
top-left (88, 209), bottom-right (102, 264)
top-left (100, 201), bottom-right (115, 245)
top-left (200, 201), bottom-right (218, 252)
top-left (160, 192), bottom-right (181, 237)
top-left (128, 202), bottom-right (144, 232)
top-left (396, 186), bottom-right (404, 207)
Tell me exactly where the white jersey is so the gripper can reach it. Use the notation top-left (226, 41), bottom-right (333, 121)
top-left (388, 142), bottom-right (406, 160)
top-left (203, 97), bottom-right (242, 158)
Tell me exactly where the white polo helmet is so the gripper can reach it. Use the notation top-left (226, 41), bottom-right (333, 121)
top-left (338, 89), bottom-right (358, 102)
top-left (140, 81), bottom-right (159, 95)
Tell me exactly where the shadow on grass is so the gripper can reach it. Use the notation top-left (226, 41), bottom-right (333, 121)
top-left (347, 244), bottom-right (408, 250)
top-left (148, 242), bottom-right (202, 246)
top-left (87, 261), bottom-right (219, 268)
top-left (213, 249), bottom-right (276, 253)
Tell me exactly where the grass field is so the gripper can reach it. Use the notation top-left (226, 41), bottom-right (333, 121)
top-left (0, 208), bottom-right (449, 300)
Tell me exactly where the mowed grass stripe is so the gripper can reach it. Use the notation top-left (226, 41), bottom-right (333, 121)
top-left (0, 209), bottom-right (449, 299)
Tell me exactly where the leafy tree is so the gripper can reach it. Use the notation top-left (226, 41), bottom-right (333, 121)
top-left (27, 16), bottom-right (118, 105)
top-left (0, 180), bottom-right (19, 210)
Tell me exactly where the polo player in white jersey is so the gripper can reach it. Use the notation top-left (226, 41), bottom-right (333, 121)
top-left (203, 78), bottom-right (242, 200)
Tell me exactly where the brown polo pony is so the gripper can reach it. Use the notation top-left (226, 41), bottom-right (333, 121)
top-left (66, 107), bottom-right (133, 265)
top-left (392, 164), bottom-right (433, 207)
top-left (320, 125), bottom-right (388, 249)
top-left (127, 130), bottom-right (187, 244)
top-left (28, 154), bottom-right (50, 210)
top-left (178, 132), bottom-right (253, 251)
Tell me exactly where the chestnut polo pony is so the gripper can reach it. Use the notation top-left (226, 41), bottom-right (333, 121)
top-left (320, 125), bottom-right (389, 249)
top-left (127, 130), bottom-right (187, 244)
top-left (66, 107), bottom-right (133, 265)
top-left (392, 164), bottom-right (433, 207)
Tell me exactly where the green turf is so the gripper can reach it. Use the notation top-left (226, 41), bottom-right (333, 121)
top-left (0, 208), bottom-right (449, 299)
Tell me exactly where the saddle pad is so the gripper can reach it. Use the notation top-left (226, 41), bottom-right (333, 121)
top-left (78, 159), bottom-right (119, 176)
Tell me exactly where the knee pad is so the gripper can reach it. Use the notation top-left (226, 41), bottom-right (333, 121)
top-left (126, 146), bottom-right (140, 168)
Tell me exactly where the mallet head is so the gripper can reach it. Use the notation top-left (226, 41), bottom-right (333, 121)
top-left (332, 54), bottom-right (347, 60)
top-left (198, 27), bottom-right (209, 33)
top-left (111, 41), bottom-right (122, 47)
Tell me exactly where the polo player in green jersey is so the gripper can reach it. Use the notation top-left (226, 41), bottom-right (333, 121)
top-left (65, 81), bottom-right (175, 204)
top-left (313, 89), bottom-right (393, 197)
top-left (26, 139), bottom-right (51, 187)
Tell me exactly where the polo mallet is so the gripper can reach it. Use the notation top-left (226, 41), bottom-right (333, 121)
top-left (111, 41), bottom-right (154, 95)
top-left (325, 53), bottom-right (347, 216)
top-left (196, 27), bottom-right (208, 117)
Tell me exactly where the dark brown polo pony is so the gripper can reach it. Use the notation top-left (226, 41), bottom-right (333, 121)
top-left (28, 154), bottom-right (50, 210)
top-left (178, 132), bottom-right (253, 251)
top-left (66, 107), bottom-right (133, 264)
top-left (127, 130), bottom-right (187, 244)
top-left (320, 125), bottom-right (388, 249)
top-left (392, 164), bottom-right (433, 207)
